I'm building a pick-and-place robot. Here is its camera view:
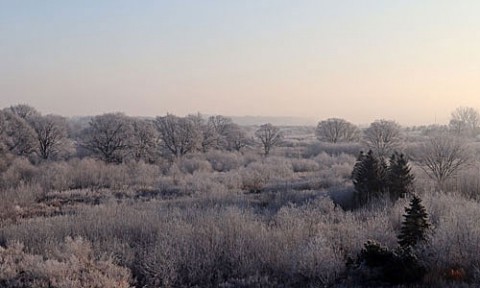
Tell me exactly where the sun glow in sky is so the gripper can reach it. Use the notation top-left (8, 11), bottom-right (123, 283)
top-left (1, 1), bottom-right (480, 125)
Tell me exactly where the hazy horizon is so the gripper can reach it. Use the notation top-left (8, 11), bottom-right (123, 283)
top-left (2, 1), bottom-right (480, 126)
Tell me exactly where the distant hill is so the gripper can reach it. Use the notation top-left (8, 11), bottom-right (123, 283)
top-left (230, 116), bottom-right (317, 126)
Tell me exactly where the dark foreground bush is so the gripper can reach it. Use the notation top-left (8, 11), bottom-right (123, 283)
top-left (348, 240), bottom-right (426, 286)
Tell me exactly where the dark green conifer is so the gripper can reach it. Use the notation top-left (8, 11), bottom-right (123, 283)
top-left (352, 150), bottom-right (387, 206)
top-left (398, 195), bottom-right (430, 248)
top-left (387, 153), bottom-right (414, 201)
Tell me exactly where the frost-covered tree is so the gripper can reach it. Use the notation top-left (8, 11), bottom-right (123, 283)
top-left (225, 123), bottom-right (251, 151)
top-left (155, 114), bottom-right (202, 158)
top-left (417, 134), bottom-right (470, 189)
top-left (206, 115), bottom-right (236, 150)
top-left (255, 123), bottom-right (283, 156)
top-left (8, 104), bottom-right (40, 120)
top-left (363, 119), bottom-right (402, 158)
top-left (185, 113), bottom-right (213, 152)
top-left (316, 118), bottom-right (360, 143)
top-left (82, 113), bottom-right (134, 163)
top-left (30, 114), bottom-right (68, 160)
top-left (0, 110), bottom-right (37, 157)
top-left (449, 106), bottom-right (480, 137)
top-left (131, 119), bottom-right (159, 163)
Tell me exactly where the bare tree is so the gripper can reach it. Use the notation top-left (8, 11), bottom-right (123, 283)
top-left (30, 114), bottom-right (68, 160)
top-left (449, 106), bottom-right (480, 137)
top-left (206, 115), bottom-right (235, 149)
top-left (131, 119), bottom-right (159, 163)
top-left (208, 115), bottom-right (234, 136)
top-left (0, 112), bottom-right (8, 156)
top-left (8, 104), bottom-right (41, 121)
top-left (186, 113), bottom-right (216, 152)
top-left (0, 110), bottom-right (37, 157)
top-left (82, 113), bottom-right (134, 163)
top-left (417, 134), bottom-right (470, 189)
top-left (363, 119), bottom-right (403, 158)
top-left (225, 123), bottom-right (251, 151)
top-left (255, 123), bottom-right (283, 156)
top-left (316, 118), bottom-right (360, 143)
top-left (155, 114), bottom-right (202, 158)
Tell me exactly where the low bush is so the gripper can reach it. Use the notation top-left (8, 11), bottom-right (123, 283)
top-left (0, 237), bottom-right (132, 288)
top-left (205, 150), bottom-right (243, 172)
top-left (290, 158), bottom-right (320, 173)
top-left (304, 142), bottom-right (362, 158)
top-left (177, 156), bottom-right (213, 174)
top-left (0, 157), bottom-right (38, 189)
top-left (240, 160), bottom-right (293, 193)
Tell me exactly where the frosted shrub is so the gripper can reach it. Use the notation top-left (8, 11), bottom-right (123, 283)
top-left (69, 158), bottom-right (105, 189)
top-left (69, 158), bottom-right (129, 190)
top-left (304, 142), bottom-right (362, 158)
top-left (314, 152), bottom-right (355, 170)
top-left (242, 150), bottom-right (261, 166)
top-left (290, 158), bottom-right (320, 173)
top-left (0, 196), bottom-right (410, 287)
top-left (99, 164), bottom-right (129, 190)
top-left (240, 160), bottom-right (292, 193)
top-left (420, 193), bottom-right (480, 280)
top-left (240, 165), bottom-right (270, 193)
top-left (205, 150), bottom-right (243, 172)
top-left (183, 172), bottom-right (227, 197)
top-left (263, 157), bottom-right (294, 180)
top-left (0, 157), bottom-right (38, 188)
top-left (36, 161), bottom-right (73, 192)
top-left (296, 235), bottom-right (343, 285)
top-left (177, 156), bottom-right (213, 174)
top-left (331, 162), bottom-right (354, 179)
top-left (453, 164), bottom-right (480, 199)
top-left (336, 152), bottom-right (356, 166)
top-left (0, 184), bottom-right (44, 222)
top-left (315, 152), bottom-right (344, 169)
top-left (311, 170), bottom-right (343, 190)
top-left (213, 171), bottom-right (243, 190)
top-left (126, 161), bottom-right (161, 190)
top-left (166, 162), bottom-right (186, 186)
top-left (0, 237), bottom-right (132, 288)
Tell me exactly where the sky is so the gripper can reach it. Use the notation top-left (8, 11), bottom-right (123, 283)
top-left (1, 0), bottom-right (480, 126)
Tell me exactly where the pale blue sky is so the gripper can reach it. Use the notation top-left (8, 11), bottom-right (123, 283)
top-left (1, 1), bottom-right (480, 125)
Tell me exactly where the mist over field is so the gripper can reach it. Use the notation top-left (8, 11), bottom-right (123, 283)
top-left (2, 1), bottom-right (480, 287)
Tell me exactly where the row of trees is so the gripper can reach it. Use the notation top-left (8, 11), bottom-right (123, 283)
top-left (0, 104), bottom-right (475, 181)
top-left (79, 113), bottom-right (254, 163)
top-left (316, 106), bottom-right (480, 154)
top-left (0, 105), bottom-right (287, 164)
top-left (316, 118), bottom-right (403, 158)
top-left (83, 113), bottom-right (287, 162)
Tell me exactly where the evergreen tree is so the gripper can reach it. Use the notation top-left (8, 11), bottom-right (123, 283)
top-left (352, 150), bottom-right (387, 206)
top-left (387, 153), bottom-right (414, 201)
top-left (398, 195), bottom-right (430, 248)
